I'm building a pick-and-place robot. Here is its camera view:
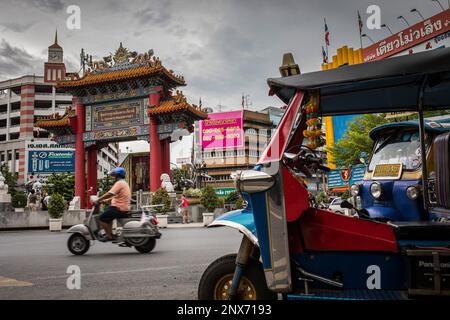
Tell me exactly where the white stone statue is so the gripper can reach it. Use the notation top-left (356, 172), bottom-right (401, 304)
top-left (160, 173), bottom-right (175, 193)
top-left (0, 172), bottom-right (8, 194)
top-left (0, 172), bottom-right (11, 203)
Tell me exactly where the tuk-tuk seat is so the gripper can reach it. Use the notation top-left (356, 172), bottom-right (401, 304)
top-left (391, 221), bottom-right (450, 241)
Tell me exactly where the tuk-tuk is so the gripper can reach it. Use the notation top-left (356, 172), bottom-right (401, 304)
top-left (198, 47), bottom-right (450, 300)
top-left (350, 116), bottom-right (450, 222)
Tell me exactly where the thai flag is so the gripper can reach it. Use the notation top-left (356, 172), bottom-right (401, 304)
top-left (358, 11), bottom-right (363, 34)
top-left (324, 20), bottom-right (330, 46)
top-left (322, 46), bottom-right (328, 63)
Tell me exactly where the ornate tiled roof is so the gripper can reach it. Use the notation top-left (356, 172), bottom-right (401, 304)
top-left (35, 107), bottom-right (75, 129)
top-left (58, 63), bottom-right (185, 89)
top-left (149, 91), bottom-right (208, 120)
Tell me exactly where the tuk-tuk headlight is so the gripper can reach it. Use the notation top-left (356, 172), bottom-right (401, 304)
top-left (370, 182), bottom-right (382, 199)
top-left (406, 186), bottom-right (420, 200)
top-left (350, 184), bottom-right (360, 197)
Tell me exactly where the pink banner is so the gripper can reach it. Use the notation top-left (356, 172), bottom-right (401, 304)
top-left (200, 111), bottom-right (244, 150)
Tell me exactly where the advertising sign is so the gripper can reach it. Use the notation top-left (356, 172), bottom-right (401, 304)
top-left (328, 165), bottom-right (366, 190)
top-left (200, 111), bottom-right (244, 150)
top-left (363, 9), bottom-right (450, 62)
top-left (27, 150), bottom-right (75, 174)
top-left (215, 187), bottom-right (237, 198)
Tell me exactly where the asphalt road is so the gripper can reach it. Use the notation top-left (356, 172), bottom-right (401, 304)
top-left (0, 226), bottom-right (242, 300)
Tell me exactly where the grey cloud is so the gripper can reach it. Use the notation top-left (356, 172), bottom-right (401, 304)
top-left (134, 0), bottom-right (172, 28)
top-left (11, 0), bottom-right (66, 12)
top-left (0, 39), bottom-right (43, 79)
top-left (0, 22), bottom-right (35, 33)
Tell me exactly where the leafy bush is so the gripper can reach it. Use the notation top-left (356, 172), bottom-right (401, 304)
top-left (152, 187), bottom-right (171, 213)
top-left (48, 193), bottom-right (65, 219)
top-left (341, 190), bottom-right (351, 200)
top-left (12, 192), bottom-right (27, 208)
top-left (47, 173), bottom-right (75, 202)
top-left (200, 185), bottom-right (220, 212)
top-left (185, 188), bottom-right (202, 198)
top-left (225, 191), bottom-right (240, 204)
top-left (98, 176), bottom-right (115, 196)
top-left (235, 198), bottom-right (245, 209)
top-left (315, 191), bottom-right (330, 206)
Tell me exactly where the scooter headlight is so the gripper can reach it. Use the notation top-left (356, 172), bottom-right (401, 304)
top-left (350, 184), bottom-right (360, 197)
top-left (370, 182), bottom-right (382, 199)
top-left (406, 186), bottom-right (420, 200)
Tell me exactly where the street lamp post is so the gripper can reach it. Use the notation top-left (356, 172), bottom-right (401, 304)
top-left (431, 0), bottom-right (445, 11)
top-left (362, 33), bottom-right (375, 44)
top-left (397, 15), bottom-right (411, 27)
top-left (410, 8), bottom-right (425, 21)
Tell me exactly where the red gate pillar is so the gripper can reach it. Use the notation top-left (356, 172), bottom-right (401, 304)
top-left (87, 145), bottom-right (98, 209)
top-left (74, 99), bottom-right (86, 209)
top-left (149, 92), bottom-right (162, 192)
top-left (161, 138), bottom-right (171, 175)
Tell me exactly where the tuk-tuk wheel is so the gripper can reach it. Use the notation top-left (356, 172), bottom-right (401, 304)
top-left (198, 253), bottom-right (277, 300)
top-left (67, 234), bottom-right (90, 256)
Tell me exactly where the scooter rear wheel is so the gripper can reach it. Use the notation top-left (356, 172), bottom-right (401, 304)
top-left (67, 234), bottom-right (90, 255)
top-left (134, 238), bottom-right (156, 254)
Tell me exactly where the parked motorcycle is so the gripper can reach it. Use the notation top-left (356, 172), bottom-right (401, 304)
top-left (67, 203), bottom-right (162, 255)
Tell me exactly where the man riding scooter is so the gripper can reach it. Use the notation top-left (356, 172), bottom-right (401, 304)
top-left (94, 167), bottom-right (131, 242)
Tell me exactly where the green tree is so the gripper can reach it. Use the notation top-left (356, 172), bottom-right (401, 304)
top-left (329, 114), bottom-right (389, 167)
top-left (200, 185), bottom-right (220, 212)
top-left (47, 173), bottom-right (75, 202)
top-left (152, 187), bottom-right (171, 213)
top-left (173, 168), bottom-right (189, 192)
top-left (98, 176), bottom-right (115, 196)
top-left (0, 163), bottom-right (18, 196)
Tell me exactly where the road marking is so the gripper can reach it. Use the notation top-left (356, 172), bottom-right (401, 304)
top-left (0, 276), bottom-right (33, 287)
top-left (31, 263), bottom-right (208, 281)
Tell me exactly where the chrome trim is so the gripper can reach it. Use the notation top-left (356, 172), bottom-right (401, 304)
top-left (262, 167), bottom-right (292, 293)
top-left (296, 266), bottom-right (344, 288)
top-left (236, 170), bottom-right (275, 194)
top-left (208, 220), bottom-right (259, 247)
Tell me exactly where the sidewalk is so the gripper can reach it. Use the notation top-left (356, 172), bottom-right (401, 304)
top-left (166, 222), bottom-right (204, 229)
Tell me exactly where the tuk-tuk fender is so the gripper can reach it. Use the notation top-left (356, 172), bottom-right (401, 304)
top-left (66, 224), bottom-right (93, 240)
top-left (208, 210), bottom-right (258, 247)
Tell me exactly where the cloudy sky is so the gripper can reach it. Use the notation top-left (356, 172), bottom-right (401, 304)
top-left (0, 0), bottom-right (445, 155)
top-left (0, 0), bottom-right (443, 111)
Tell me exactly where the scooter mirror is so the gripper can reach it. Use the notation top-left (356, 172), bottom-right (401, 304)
top-left (283, 152), bottom-right (298, 161)
top-left (340, 200), bottom-right (354, 210)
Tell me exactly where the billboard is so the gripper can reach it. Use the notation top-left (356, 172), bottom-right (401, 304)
top-left (328, 165), bottom-right (366, 190)
top-left (363, 9), bottom-right (450, 62)
top-left (27, 150), bottom-right (75, 174)
top-left (200, 111), bottom-right (244, 150)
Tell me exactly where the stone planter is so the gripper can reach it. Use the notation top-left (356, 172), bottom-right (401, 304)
top-left (156, 214), bottom-right (168, 228)
top-left (49, 218), bottom-right (63, 232)
top-left (203, 212), bottom-right (215, 226)
top-left (14, 208), bottom-right (24, 213)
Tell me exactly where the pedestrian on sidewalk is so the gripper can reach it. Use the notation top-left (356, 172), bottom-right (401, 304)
top-left (27, 189), bottom-right (38, 212)
top-left (180, 194), bottom-right (189, 224)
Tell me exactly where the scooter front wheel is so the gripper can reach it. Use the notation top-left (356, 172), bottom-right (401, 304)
top-left (67, 233), bottom-right (90, 255)
top-left (198, 254), bottom-right (276, 300)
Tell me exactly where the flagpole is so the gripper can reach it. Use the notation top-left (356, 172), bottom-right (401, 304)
top-left (358, 11), bottom-right (363, 50)
top-left (324, 18), bottom-right (329, 59)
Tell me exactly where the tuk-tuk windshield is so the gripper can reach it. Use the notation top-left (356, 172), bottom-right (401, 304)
top-left (369, 131), bottom-right (423, 172)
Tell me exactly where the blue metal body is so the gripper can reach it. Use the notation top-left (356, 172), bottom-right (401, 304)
top-left (360, 180), bottom-right (427, 221)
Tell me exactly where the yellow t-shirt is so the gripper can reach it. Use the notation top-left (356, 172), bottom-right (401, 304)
top-left (109, 180), bottom-right (131, 212)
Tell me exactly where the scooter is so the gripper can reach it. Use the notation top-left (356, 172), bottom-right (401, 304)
top-left (67, 202), bottom-right (162, 255)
